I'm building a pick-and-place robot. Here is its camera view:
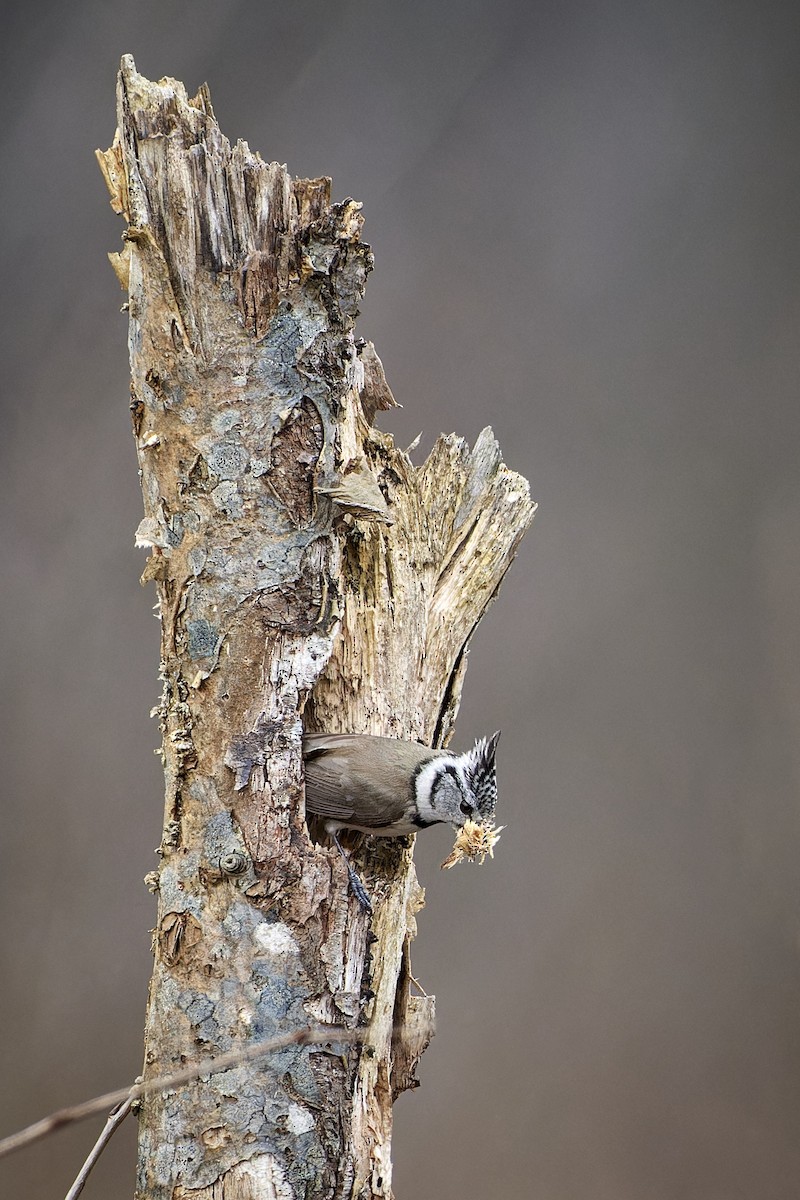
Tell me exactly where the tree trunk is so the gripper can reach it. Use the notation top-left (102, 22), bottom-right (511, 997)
top-left (98, 55), bottom-right (535, 1200)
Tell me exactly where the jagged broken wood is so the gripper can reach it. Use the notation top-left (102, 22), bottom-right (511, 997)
top-left (98, 54), bottom-right (534, 1200)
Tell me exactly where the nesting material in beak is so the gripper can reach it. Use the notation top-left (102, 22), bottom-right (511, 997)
top-left (440, 819), bottom-right (505, 870)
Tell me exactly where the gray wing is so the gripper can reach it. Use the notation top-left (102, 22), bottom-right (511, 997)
top-left (301, 738), bottom-right (360, 823)
top-left (302, 733), bottom-right (442, 829)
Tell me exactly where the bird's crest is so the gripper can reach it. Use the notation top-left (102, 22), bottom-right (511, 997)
top-left (461, 731), bottom-right (500, 822)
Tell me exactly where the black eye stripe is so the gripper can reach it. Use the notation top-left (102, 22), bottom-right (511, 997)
top-left (429, 764), bottom-right (460, 808)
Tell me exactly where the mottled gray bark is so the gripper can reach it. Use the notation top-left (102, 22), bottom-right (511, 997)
top-left (99, 55), bottom-right (534, 1200)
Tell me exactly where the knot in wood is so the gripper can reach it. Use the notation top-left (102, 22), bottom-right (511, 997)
top-left (220, 851), bottom-right (248, 876)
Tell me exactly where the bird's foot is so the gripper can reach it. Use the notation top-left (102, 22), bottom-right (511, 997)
top-left (330, 830), bottom-right (373, 915)
top-left (346, 866), bottom-right (373, 914)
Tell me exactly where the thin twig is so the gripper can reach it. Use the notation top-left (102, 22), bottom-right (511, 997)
top-left (0, 1025), bottom-right (358, 1159)
top-left (64, 1096), bottom-right (133, 1200)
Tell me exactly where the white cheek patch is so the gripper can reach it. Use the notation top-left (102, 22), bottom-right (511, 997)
top-left (414, 755), bottom-right (460, 823)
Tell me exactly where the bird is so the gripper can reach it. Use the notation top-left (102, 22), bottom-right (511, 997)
top-left (302, 731), bottom-right (500, 912)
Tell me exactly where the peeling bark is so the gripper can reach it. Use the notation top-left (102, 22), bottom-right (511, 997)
top-left (99, 55), bottom-right (534, 1200)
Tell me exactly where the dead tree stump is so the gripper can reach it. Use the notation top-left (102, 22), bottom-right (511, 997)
top-left (98, 54), bottom-right (534, 1200)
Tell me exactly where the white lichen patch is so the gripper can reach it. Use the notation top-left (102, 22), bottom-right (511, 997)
top-left (253, 922), bottom-right (299, 956)
top-left (286, 1102), bottom-right (315, 1135)
top-left (211, 480), bottom-right (243, 517)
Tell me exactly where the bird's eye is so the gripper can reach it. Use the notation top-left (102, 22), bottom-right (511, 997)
top-left (460, 799), bottom-right (473, 816)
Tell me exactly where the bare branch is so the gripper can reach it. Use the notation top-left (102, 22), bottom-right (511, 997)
top-left (0, 1026), bottom-right (358, 1160)
top-left (63, 1097), bottom-right (133, 1200)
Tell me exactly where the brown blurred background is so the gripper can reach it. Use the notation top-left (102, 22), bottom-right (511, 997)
top-left (3, 1), bottom-right (800, 1196)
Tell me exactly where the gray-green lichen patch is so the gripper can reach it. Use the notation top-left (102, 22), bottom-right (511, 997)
top-left (186, 618), bottom-right (219, 660)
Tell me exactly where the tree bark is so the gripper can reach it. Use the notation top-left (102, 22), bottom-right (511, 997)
top-left (98, 55), bottom-right (535, 1200)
